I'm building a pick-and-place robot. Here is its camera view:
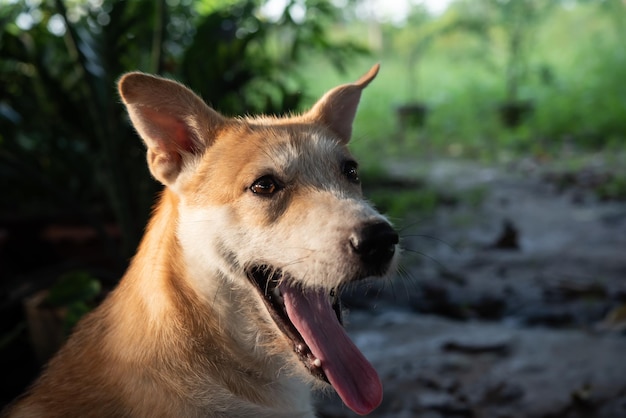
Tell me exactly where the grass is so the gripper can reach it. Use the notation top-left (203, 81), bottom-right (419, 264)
top-left (596, 175), bottom-right (626, 201)
top-left (297, 53), bottom-right (514, 163)
top-left (368, 188), bottom-right (438, 220)
top-left (295, 4), bottom-right (626, 165)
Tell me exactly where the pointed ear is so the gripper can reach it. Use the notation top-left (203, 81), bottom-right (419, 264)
top-left (118, 72), bottom-right (225, 187)
top-left (306, 64), bottom-right (379, 143)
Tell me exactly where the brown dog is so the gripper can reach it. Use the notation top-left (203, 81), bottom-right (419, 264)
top-left (4, 64), bottom-right (398, 417)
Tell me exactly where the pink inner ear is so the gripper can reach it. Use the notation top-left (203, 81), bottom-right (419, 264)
top-left (307, 65), bottom-right (379, 143)
top-left (331, 90), bottom-right (361, 140)
top-left (140, 107), bottom-right (197, 155)
top-left (313, 88), bottom-right (361, 143)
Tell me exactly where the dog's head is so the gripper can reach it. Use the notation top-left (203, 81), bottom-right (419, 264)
top-left (119, 65), bottom-right (398, 415)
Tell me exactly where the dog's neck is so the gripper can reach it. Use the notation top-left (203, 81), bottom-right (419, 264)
top-left (108, 189), bottom-right (311, 413)
top-left (119, 188), bottom-right (264, 369)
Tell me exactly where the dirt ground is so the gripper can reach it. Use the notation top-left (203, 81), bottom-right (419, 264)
top-left (316, 156), bottom-right (626, 418)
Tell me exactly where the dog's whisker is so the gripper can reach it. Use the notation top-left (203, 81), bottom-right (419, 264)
top-left (397, 219), bottom-right (425, 233)
top-left (396, 265), bottom-right (417, 302)
top-left (400, 234), bottom-right (458, 252)
top-left (401, 247), bottom-right (447, 271)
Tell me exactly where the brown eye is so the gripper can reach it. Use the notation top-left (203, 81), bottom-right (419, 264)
top-left (342, 160), bottom-right (359, 184)
top-left (250, 175), bottom-right (280, 196)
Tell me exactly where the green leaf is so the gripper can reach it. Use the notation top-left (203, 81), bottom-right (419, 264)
top-left (46, 271), bottom-right (102, 307)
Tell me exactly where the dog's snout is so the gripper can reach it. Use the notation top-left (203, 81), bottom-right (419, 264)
top-left (349, 221), bottom-right (399, 269)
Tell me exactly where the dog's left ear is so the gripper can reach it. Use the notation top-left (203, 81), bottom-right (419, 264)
top-left (306, 63), bottom-right (379, 144)
top-left (118, 72), bottom-right (225, 187)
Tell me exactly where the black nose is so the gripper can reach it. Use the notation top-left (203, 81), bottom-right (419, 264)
top-left (349, 221), bottom-right (399, 271)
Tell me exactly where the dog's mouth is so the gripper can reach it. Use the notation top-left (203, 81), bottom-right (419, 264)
top-left (246, 265), bottom-right (382, 415)
top-left (246, 265), bottom-right (337, 382)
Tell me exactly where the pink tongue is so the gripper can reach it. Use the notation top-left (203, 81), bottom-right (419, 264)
top-left (280, 285), bottom-right (382, 415)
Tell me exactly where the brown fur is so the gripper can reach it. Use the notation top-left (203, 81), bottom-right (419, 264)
top-left (4, 64), bottom-right (393, 418)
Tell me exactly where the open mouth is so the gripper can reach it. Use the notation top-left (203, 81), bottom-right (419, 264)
top-left (246, 264), bottom-right (383, 415)
top-left (246, 265), bottom-right (339, 382)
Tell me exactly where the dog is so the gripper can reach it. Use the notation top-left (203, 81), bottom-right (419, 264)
top-left (4, 64), bottom-right (399, 417)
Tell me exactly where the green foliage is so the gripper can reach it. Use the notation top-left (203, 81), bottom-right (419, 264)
top-left (456, 0), bottom-right (554, 101)
top-left (596, 175), bottom-right (626, 201)
top-left (388, 4), bottom-right (488, 101)
top-left (180, 0), bottom-right (366, 116)
top-left (369, 188), bottom-right (439, 220)
top-left (299, 0), bottom-right (626, 157)
top-left (46, 271), bottom-right (102, 332)
top-left (0, 0), bottom-right (175, 259)
top-left (531, 3), bottom-right (626, 148)
top-left (359, 163), bottom-right (438, 219)
top-left (46, 271), bottom-right (101, 307)
top-left (367, 182), bottom-right (487, 220)
top-left (459, 186), bottom-right (488, 208)
top-left (359, 164), bottom-right (485, 220)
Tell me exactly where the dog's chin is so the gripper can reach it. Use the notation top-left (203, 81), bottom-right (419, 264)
top-left (245, 265), bottom-right (340, 383)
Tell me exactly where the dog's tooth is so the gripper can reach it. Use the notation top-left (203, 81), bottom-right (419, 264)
top-left (330, 288), bottom-right (339, 303)
top-left (312, 358), bottom-right (322, 368)
top-left (272, 286), bottom-right (284, 304)
top-left (295, 343), bottom-right (304, 354)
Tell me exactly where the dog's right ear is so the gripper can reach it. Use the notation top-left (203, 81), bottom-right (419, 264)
top-left (306, 63), bottom-right (379, 144)
top-left (118, 72), bottom-right (224, 187)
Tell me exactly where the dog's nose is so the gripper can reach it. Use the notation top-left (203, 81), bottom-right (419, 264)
top-left (349, 221), bottom-right (399, 269)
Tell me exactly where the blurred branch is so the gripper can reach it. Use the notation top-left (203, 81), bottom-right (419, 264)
top-left (52, 0), bottom-right (140, 257)
top-left (151, 0), bottom-right (166, 74)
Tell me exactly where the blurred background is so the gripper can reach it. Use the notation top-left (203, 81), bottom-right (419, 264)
top-left (1, 0), bottom-right (626, 416)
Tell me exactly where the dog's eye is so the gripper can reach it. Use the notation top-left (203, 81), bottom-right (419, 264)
top-left (342, 161), bottom-right (360, 184)
top-left (250, 176), bottom-right (280, 196)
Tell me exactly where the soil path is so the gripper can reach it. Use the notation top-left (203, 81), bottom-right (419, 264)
top-left (317, 157), bottom-right (626, 418)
